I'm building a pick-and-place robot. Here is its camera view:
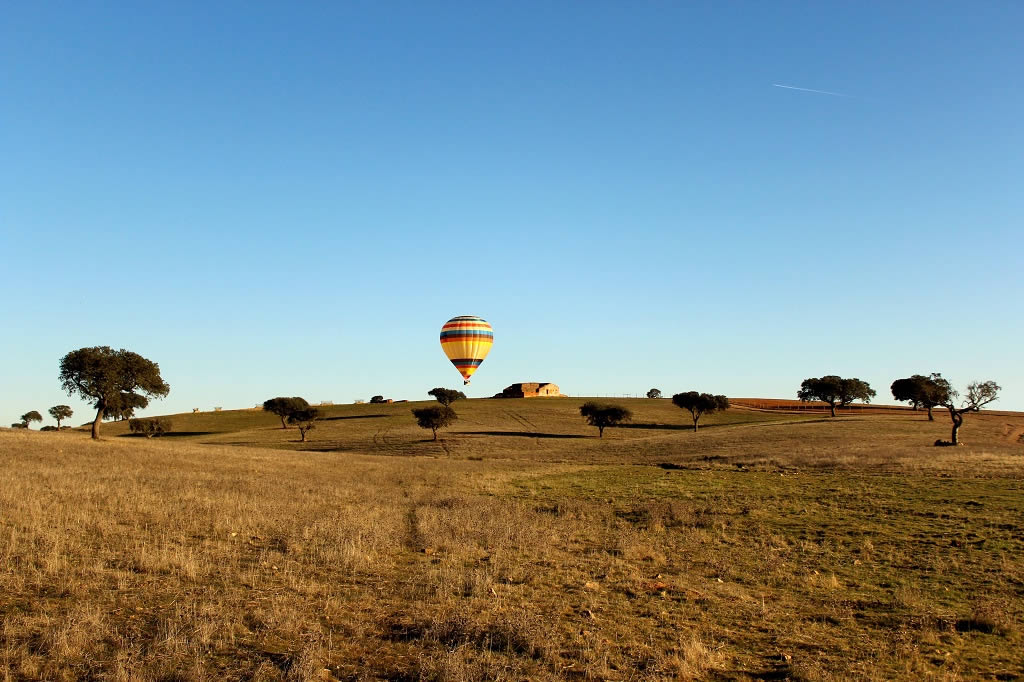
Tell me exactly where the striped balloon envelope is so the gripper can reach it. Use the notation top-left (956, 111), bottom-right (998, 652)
top-left (440, 315), bottom-right (493, 384)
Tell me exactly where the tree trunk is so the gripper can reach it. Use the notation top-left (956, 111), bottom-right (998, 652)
top-left (432, 428), bottom-right (438, 441)
top-left (91, 404), bottom-right (104, 440)
top-left (951, 412), bottom-right (963, 445)
top-left (926, 405), bottom-right (934, 421)
top-left (693, 416), bottom-right (699, 432)
top-left (300, 428), bottom-right (307, 442)
top-left (280, 415), bottom-right (287, 429)
top-left (829, 402), bottom-right (836, 418)
top-left (598, 426), bottom-right (604, 438)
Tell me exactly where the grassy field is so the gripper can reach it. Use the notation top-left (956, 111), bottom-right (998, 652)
top-left (2, 399), bottom-right (1023, 680)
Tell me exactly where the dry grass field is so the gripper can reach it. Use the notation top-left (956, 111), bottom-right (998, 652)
top-left (2, 398), bottom-right (1023, 681)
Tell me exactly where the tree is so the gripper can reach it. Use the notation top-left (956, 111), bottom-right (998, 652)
top-left (411, 405), bottom-right (458, 441)
top-left (370, 395), bottom-right (386, 404)
top-left (20, 411), bottom-right (42, 429)
top-left (890, 373), bottom-right (951, 421)
top-left (671, 392), bottom-right (730, 431)
top-left (646, 388), bottom-right (662, 399)
top-left (287, 408), bottom-right (320, 442)
top-left (797, 375), bottom-right (876, 417)
top-left (48, 405), bottom-right (73, 429)
top-left (262, 397), bottom-right (310, 429)
top-left (59, 347), bottom-right (169, 439)
top-left (579, 402), bottom-right (632, 438)
top-left (428, 387), bottom-right (467, 406)
top-left (941, 381), bottom-right (1000, 446)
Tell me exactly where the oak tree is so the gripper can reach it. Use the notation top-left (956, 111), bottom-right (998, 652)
top-left (287, 408), bottom-right (320, 442)
top-left (20, 411), bottom-right (42, 429)
top-left (428, 387), bottom-right (467, 406)
top-left (48, 405), bottom-right (73, 429)
top-left (646, 388), bottom-right (662, 399)
top-left (412, 405), bottom-right (457, 441)
top-left (262, 397), bottom-right (310, 429)
top-left (797, 376), bottom-right (876, 417)
top-left (59, 347), bottom-right (169, 439)
top-left (890, 373), bottom-right (950, 421)
top-left (671, 392), bottom-right (730, 431)
top-left (579, 402), bottom-right (631, 438)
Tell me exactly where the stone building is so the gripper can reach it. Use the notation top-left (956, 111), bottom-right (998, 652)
top-left (495, 382), bottom-right (564, 398)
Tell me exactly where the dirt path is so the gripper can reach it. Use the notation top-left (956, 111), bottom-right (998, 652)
top-left (1002, 423), bottom-right (1024, 444)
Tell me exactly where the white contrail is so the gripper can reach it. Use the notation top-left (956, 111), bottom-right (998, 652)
top-left (773, 83), bottom-right (854, 98)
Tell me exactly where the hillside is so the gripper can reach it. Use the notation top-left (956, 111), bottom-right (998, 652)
top-left (80, 397), bottom-right (1024, 469)
top-left (2, 405), bottom-right (1023, 679)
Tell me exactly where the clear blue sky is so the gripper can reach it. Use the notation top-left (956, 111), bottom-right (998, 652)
top-left (2, 1), bottom-right (1021, 425)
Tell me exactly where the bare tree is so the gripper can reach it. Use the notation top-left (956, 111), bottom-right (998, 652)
top-left (941, 381), bottom-right (1000, 445)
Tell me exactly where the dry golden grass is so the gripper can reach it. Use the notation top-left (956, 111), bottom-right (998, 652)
top-left (1, 401), bottom-right (1023, 680)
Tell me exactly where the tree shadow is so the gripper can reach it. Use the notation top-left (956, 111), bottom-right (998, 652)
top-left (454, 430), bottom-right (587, 439)
top-left (616, 423), bottom-right (692, 431)
top-left (617, 422), bottom-right (741, 431)
top-left (118, 431), bottom-right (218, 438)
top-left (320, 414), bottom-right (390, 421)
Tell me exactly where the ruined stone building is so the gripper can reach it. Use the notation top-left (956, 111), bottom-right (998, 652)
top-left (495, 382), bottom-right (564, 398)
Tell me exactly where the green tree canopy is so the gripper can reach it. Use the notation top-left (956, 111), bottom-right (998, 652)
top-left (579, 402), bottom-right (632, 438)
top-left (411, 405), bottom-right (458, 441)
top-left (59, 347), bottom-right (169, 439)
top-left (797, 375), bottom-right (876, 417)
top-left (103, 392), bottom-right (148, 422)
top-left (427, 387), bottom-right (467, 406)
top-left (370, 395), bottom-right (386, 404)
top-left (262, 397), bottom-right (310, 429)
top-left (646, 388), bottom-right (662, 399)
top-left (671, 392), bottom-right (730, 431)
top-left (20, 411), bottom-right (42, 428)
top-left (890, 373), bottom-right (951, 421)
top-left (48, 405), bottom-right (73, 429)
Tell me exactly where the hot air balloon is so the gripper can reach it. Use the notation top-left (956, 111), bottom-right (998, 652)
top-left (440, 315), bottom-right (493, 384)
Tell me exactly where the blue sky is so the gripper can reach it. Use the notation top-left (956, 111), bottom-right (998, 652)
top-left (2, 1), bottom-right (1021, 425)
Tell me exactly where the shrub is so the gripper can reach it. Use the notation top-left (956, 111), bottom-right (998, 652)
top-left (128, 417), bottom-right (172, 438)
top-left (40, 425), bottom-right (58, 432)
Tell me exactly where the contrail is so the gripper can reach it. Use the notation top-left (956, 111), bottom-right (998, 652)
top-left (773, 83), bottom-right (854, 98)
